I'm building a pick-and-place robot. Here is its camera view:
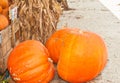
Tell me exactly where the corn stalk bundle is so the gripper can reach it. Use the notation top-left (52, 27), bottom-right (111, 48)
top-left (57, 0), bottom-right (69, 10)
top-left (12, 0), bottom-right (62, 44)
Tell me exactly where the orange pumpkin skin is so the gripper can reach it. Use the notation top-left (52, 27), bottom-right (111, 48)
top-left (7, 40), bottom-right (55, 83)
top-left (45, 28), bottom-right (80, 63)
top-left (2, 7), bottom-right (9, 19)
top-left (0, 0), bottom-right (9, 9)
top-left (0, 6), bottom-right (2, 13)
top-left (57, 30), bottom-right (108, 83)
top-left (0, 14), bottom-right (9, 30)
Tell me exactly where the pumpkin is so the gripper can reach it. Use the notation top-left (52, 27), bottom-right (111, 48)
top-left (0, 6), bottom-right (2, 13)
top-left (45, 28), bottom-right (79, 63)
top-left (2, 7), bottom-right (9, 19)
top-left (0, 0), bottom-right (9, 9)
top-left (7, 40), bottom-right (55, 83)
top-left (0, 14), bottom-right (9, 30)
top-left (57, 29), bottom-right (108, 83)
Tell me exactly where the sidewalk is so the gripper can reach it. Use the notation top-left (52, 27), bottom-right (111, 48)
top-left (56, 0), bottom-right (120, 83)
top-left (99, 0), bottom-right (120, 20)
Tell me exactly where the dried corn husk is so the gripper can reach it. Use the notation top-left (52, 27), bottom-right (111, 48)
top-left (11, 0), bottom-right (62, 44)
top-left (57, 0), bottom-right (69, 10)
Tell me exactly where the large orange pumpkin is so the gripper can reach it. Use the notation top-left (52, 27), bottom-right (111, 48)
top-left (0, 0), bottom-right (9, 9)
top-left (45, 28), bottom-right (79, 63)
top-left (57, 29), bottom-right (108, 83)
top-left (7, 40), bottom-right (55, 83)
top-left (0, 14), bottom-right (9, 30)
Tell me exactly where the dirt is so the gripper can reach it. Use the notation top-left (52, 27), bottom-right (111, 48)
top-left (50, 0), bottom-right (120, 83)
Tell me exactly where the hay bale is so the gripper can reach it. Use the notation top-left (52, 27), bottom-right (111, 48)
top-left (11, 0), bottom-right (62, 44)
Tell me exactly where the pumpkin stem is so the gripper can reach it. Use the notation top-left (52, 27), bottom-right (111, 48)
top-left (48, 58), bottom-right (53, 63)
top-left (79, 30), bottom-right (84, 34)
